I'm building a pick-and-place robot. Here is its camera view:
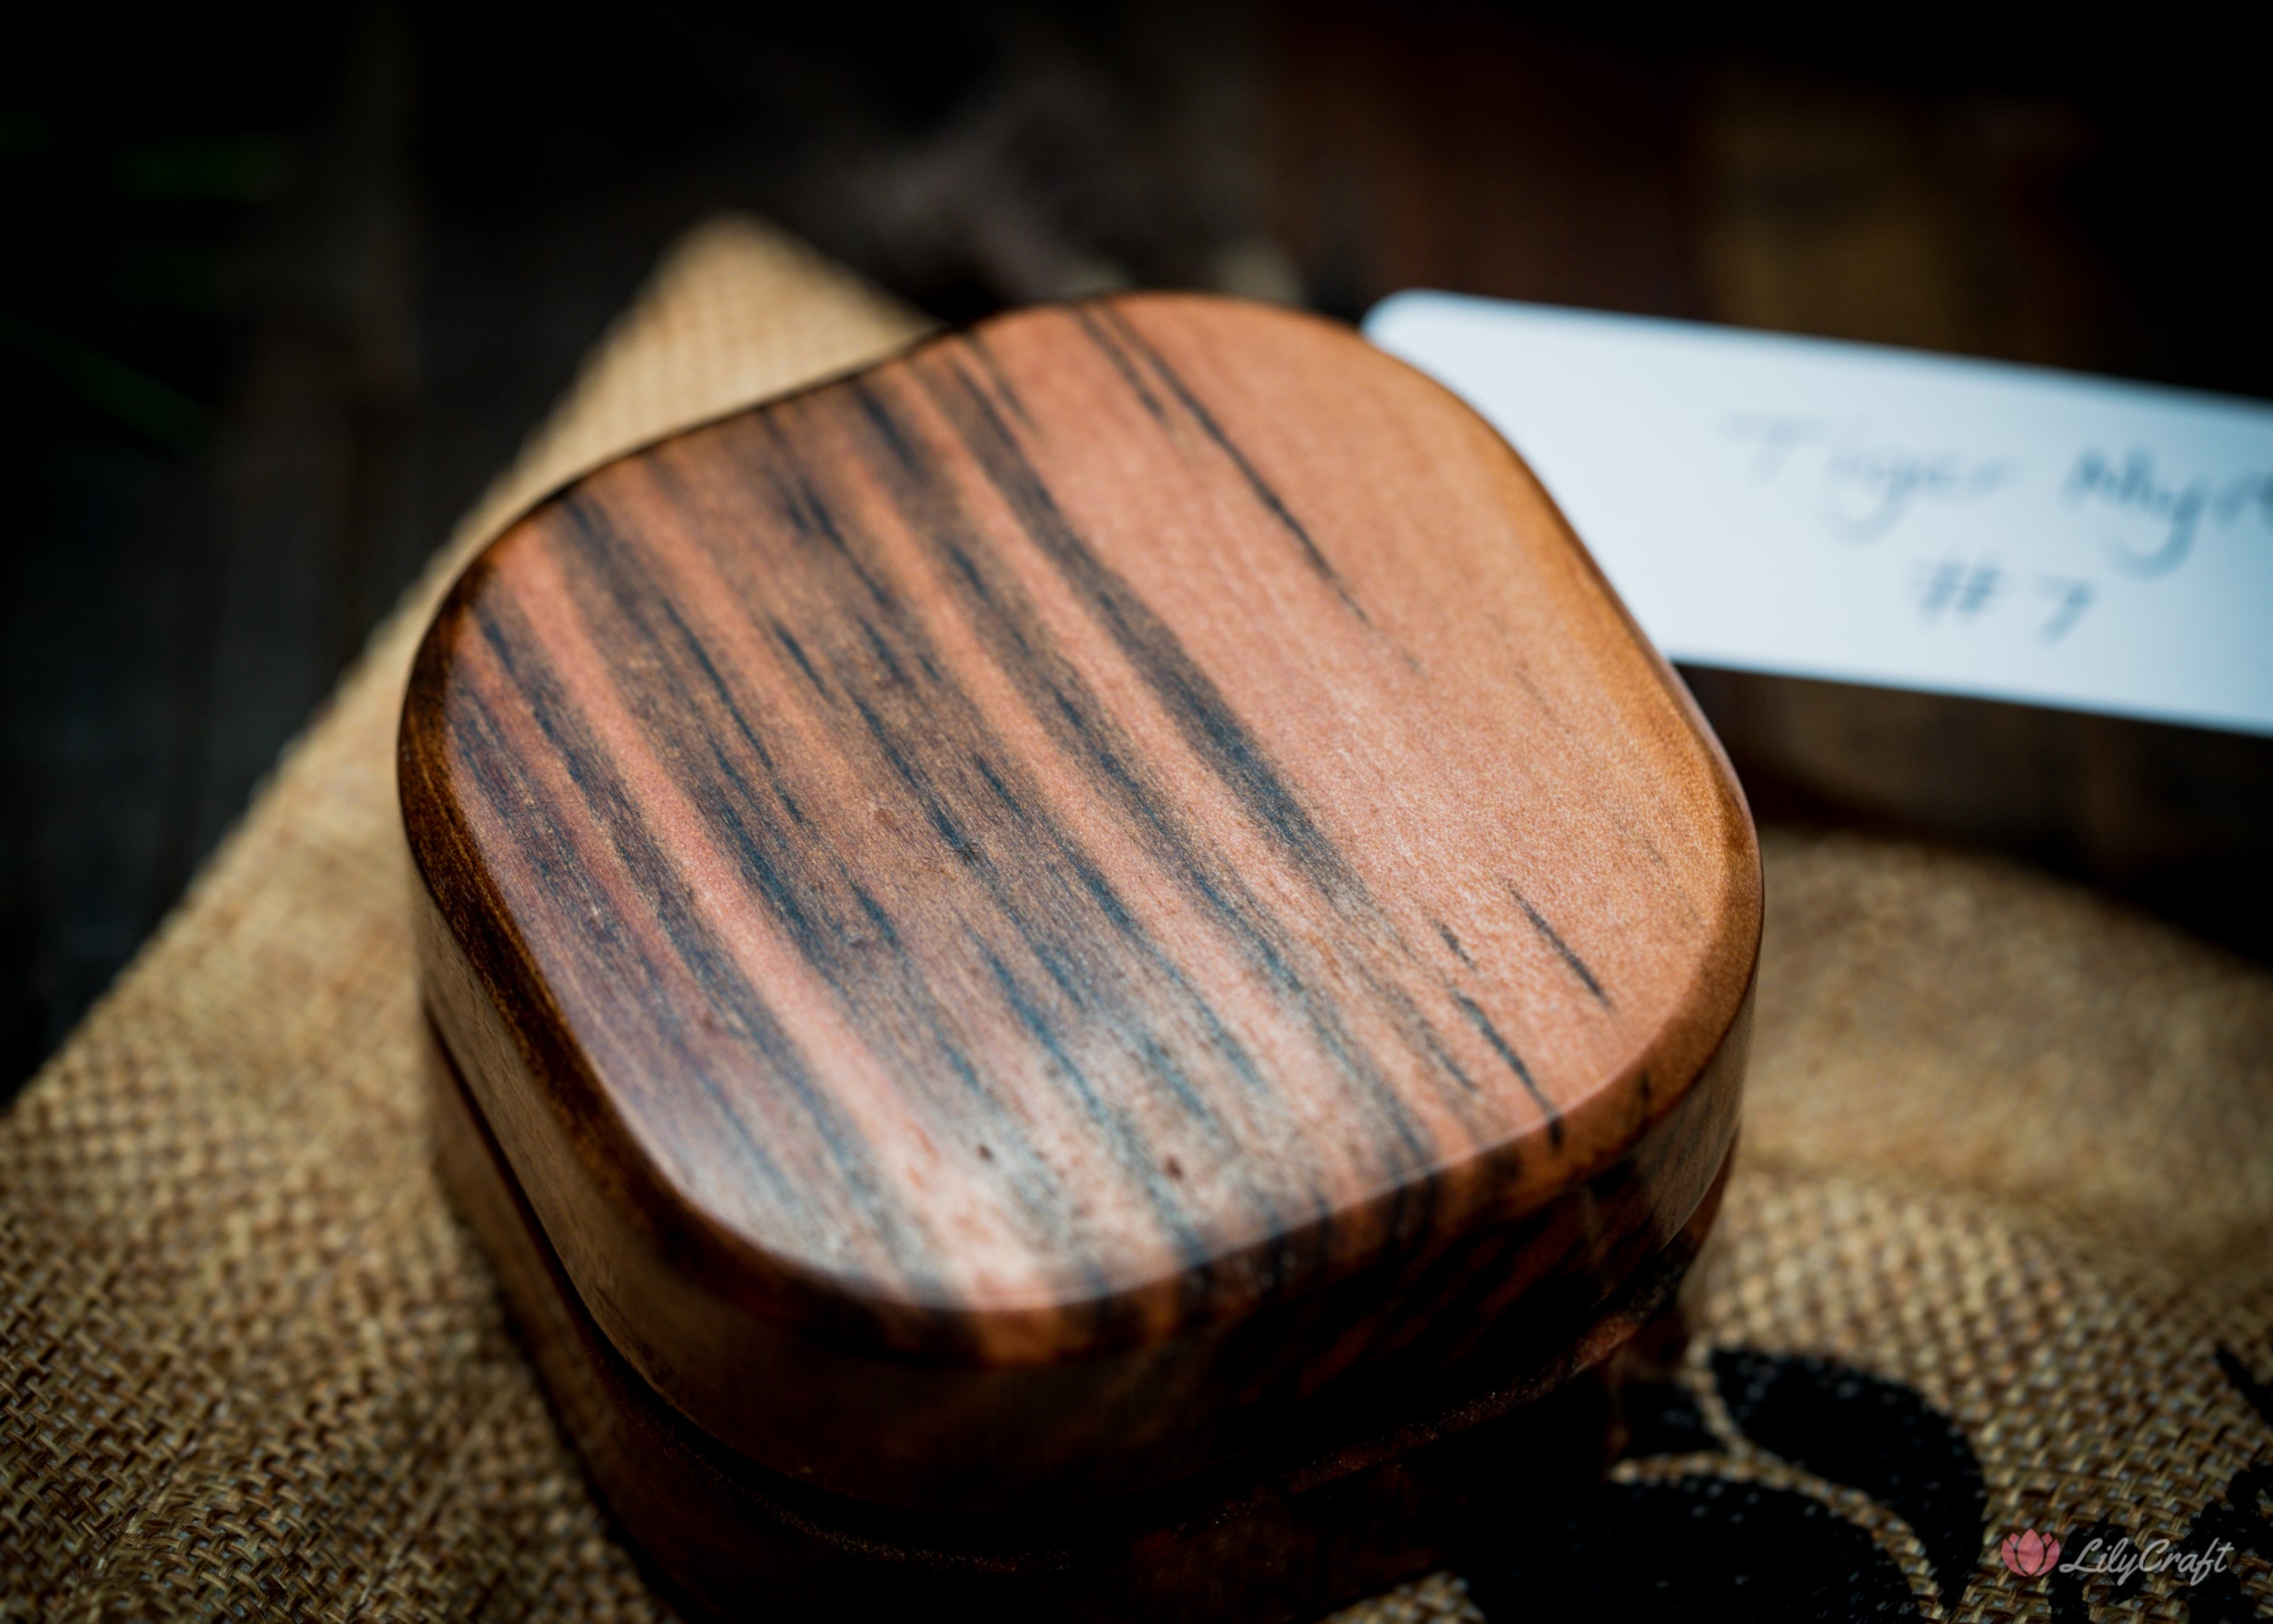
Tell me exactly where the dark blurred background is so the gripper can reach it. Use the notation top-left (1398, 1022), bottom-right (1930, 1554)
top-left (5, 1), bottom-right (2269, 1100)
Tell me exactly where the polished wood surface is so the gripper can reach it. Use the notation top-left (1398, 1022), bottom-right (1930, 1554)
top-left (401, 293), bottom-right (1759, 1507)
top-left (426, 1026), bottom-right (1717, 1621)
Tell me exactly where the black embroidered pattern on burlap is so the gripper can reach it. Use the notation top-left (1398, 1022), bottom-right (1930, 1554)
top-left (1457, 1343), bottom-right (2273, 1622)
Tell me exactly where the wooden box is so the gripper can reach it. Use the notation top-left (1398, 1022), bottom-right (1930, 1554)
top-left (400, 295), bottom-right (1758, 1619)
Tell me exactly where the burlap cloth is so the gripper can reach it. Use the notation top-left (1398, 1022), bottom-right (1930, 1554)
top-left (5, 219), bottom-right (2269, 1623)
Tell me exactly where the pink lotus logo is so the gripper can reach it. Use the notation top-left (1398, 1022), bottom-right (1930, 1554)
top-left (2001, 1529), bottom-right (2062, 1578)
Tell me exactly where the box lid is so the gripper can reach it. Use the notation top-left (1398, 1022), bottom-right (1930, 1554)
top-left (400, 294), bottom-right (1758, 1511)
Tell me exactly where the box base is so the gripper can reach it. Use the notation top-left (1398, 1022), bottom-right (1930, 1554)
top-left (426, 1023), bottom-right (1723, 1621)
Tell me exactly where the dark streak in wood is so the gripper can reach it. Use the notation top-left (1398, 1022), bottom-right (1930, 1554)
top-left (1071, 305), bottom-right (1167, 425)
top-left (1450, 987), bottom-right (1562, 1147)
top-left (1088, 302), bottom-right (1359, 618)
top-left (1508, 879), bottom-right (1611, 1008)
top-left (962, 328), bottom-right (1038, 433)
top-left (919, 354), bottom-right (1373, 912)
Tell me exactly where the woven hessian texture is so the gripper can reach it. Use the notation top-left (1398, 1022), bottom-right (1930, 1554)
top-left (4, 218), bottom-right (2269, 1623)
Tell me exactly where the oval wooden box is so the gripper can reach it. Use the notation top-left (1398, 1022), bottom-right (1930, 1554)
top-left (401, 294), bottom-right (1759, 1617)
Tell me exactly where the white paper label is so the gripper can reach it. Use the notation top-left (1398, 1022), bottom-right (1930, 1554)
top-left (1365, 291), bottom-right (2273, 737)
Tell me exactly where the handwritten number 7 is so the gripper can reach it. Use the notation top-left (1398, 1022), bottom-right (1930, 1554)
top-left (2039, 578), bottom-right (2093, 642)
